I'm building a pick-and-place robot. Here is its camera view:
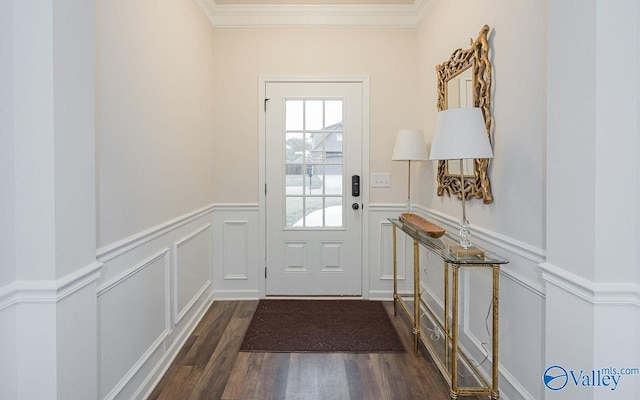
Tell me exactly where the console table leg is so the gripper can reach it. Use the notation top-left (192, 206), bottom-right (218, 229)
top-left (451, 265), bottom-right (460, 398)
top-left (413, 239), bottom-right (420, 356)
top-left (392, 225), bottom-right (398, 316)
top-left (492, 264), bottom-right (500, 399)
top-left (444, 262), bottom-right (449, 364)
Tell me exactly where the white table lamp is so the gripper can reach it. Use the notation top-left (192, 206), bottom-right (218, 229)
top-left (429, 108), bottom-right (493, 250)
top-left (392, 129), bottom-right (429, 212)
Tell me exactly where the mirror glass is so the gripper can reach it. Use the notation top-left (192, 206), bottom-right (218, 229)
top-left (445, 67), bottom-right (474, 177)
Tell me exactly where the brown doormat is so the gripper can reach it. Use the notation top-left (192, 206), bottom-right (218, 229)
top-left (239, 300), bottom-right (405, 353)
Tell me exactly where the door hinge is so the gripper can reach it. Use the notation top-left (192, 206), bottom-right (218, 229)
top-left (264, 98), bottom-right (270, 112)
top-left (265, 184), bottom-right (267, 195)
top-left (265, 267), bottom-right (267, 278)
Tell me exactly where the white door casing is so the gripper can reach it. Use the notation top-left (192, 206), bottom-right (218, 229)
top-left (261, 78), bottom-right (369, 296)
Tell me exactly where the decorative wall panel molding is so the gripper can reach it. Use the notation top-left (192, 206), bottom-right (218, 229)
top-left (0, 261), bottom-right (102, 311)
top-left (103, 328), bottom-right (171, 400)
top-left (368, 204), bottom-right (410, 299)
top-left (379, 220), bottom-right (405, 280)
top-left (212, 205), bottom-right (260, 299)
top-left (97, 204), bottom-right (215, 263)
top-left (223, 221), bottom-right (249, 280)
top-left (98, 249), bottom-right (170, 400)
top-left (97, 249), bottom-right (169, 296)
top-left (541, 262), bottom-right (640, 307)
top-left (173, 224), bottom-right (213, 324)
top-left (414, 205), bottom-right (546, 297)
top-left (136, 291), bottom-right (214, 399)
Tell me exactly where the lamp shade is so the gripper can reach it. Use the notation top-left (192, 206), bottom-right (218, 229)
top-left (429, 108), bottom-right (493, 160)
top-left (391, 129), bottom-right (429, 161)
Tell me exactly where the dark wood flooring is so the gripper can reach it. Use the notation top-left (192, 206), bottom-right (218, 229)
top-left (148, 300), bottom-right (484, 400)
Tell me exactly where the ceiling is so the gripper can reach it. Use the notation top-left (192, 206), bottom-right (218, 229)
top-left (195, 0), bottom-right (437, 27)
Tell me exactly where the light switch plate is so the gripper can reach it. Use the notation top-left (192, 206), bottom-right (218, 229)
top-left (371, 173), bottom-right (391, 188)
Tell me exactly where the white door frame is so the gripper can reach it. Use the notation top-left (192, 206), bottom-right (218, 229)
top-left (258, 75), bottom-right (370, 298)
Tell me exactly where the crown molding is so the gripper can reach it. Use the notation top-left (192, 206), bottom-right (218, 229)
top-left (193, 0), bottom-right (438, 28)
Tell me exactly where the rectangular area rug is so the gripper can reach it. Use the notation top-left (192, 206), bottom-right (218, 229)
top-left (239, 300), bottom-right (405, 353)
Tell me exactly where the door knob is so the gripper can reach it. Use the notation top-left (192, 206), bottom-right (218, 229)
top-left (352, 203), bottom-right (360, 210)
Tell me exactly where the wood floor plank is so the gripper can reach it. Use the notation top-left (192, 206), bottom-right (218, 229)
top-left (284, 353), bottom-right (351, 400)
top-left (155, 365), bottom-right (202, 400)
top-left (192, 301), bottom-right (237, 337)
top-left (222, 352), bottom-right (265, 399)
top-left (189, 302), bottom-right (257, 400)
top-left (182, 302), bottom-right (239, 367)
top-left (343, 354), bottom-right (384, 400)
top-left (251, 353), bottom-right (290, 400)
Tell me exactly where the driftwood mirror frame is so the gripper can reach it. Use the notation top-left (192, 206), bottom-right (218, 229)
top-left (435, 25), bottom-right (493, 204)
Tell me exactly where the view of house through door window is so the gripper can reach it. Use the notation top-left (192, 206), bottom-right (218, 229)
top-left (284, 99), bottom-right (344, 228)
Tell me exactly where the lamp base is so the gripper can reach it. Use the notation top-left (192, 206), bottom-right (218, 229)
top-left (450, 245), bottom-right (484, 258)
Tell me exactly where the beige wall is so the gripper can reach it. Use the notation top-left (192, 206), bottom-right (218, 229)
top-left (415, 0), bottom-right (547, 249)
top-left (210, 27), bottom-right (418, 204)
top-left (96, 0), bottom-right (217, 247)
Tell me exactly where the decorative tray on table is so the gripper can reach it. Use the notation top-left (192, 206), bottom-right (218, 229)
top-left (398, 213), bottom-right (445, 238)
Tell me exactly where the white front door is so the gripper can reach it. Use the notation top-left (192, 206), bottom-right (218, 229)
top-left (264, 81), bottom-right (363, 296)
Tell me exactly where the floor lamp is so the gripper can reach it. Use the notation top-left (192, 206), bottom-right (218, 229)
top-left (392, 129), bottom-right (429, 213)
top-left (429, 108), bottom-right (493, 252)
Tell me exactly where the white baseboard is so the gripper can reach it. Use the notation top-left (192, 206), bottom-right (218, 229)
top-left (367, 290), bottom-right (394, 301)
top-left (136, 292), bottom-right (214, 400)
top-left (212, 289), bottom-right (260, 300)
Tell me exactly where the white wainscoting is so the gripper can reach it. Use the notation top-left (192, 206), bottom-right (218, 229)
top-left (0, 262), bottom-right (103, 400)
top-left (368, 205), bottom-right (412, 300)
top-left (212, 205), bottom-right (260, 300)
top-left (173, 223), bottom-right (212, 324)
top-left (97, 249), bottom-right (171, 400)
top-left (96, 206), bottom-right (215, 400)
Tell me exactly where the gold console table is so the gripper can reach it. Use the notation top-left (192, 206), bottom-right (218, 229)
top-left (389, 217), bottom-right (508, 399)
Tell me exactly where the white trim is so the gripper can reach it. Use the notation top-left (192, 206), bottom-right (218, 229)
top-left (97, 204), bottom-right (215, 263)
top-left (379, 219), bottom-right (405, 280)
top-left (212, 289), bottom-right (260, 300)
top-left (103, 328), bottom-right (171, 400)
top-left (360, 76), bottom-right (371, 299)
top-left (212, 204), bottom-right (259, 212)
top-left (97, 249), bottom-right (170, 297)
top-left (223, 221), bottom-right (249, 280)
top-left (368, 289), bottom-right (394, 301)
top-left (137, 294), bottom-right (215, 400)
top-left (540, 262), bottom-right (640, 307)
top-left (175, 281), bottom-right (211, 325)
top-left (195, 0), bottom-right (439, 28)
top-left (501, 268), bottom-right (545, 299)
top-left (0, 261), bottom-right (102, 311)
top-left (173, 224), bottom-right (213, 323)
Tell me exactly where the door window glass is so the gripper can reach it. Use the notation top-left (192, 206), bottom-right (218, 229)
top-left (284, 99), bottom-right (344, 228)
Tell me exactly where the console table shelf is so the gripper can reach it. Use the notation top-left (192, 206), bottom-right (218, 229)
top-left (389, 217), bottom-right (508, 400)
